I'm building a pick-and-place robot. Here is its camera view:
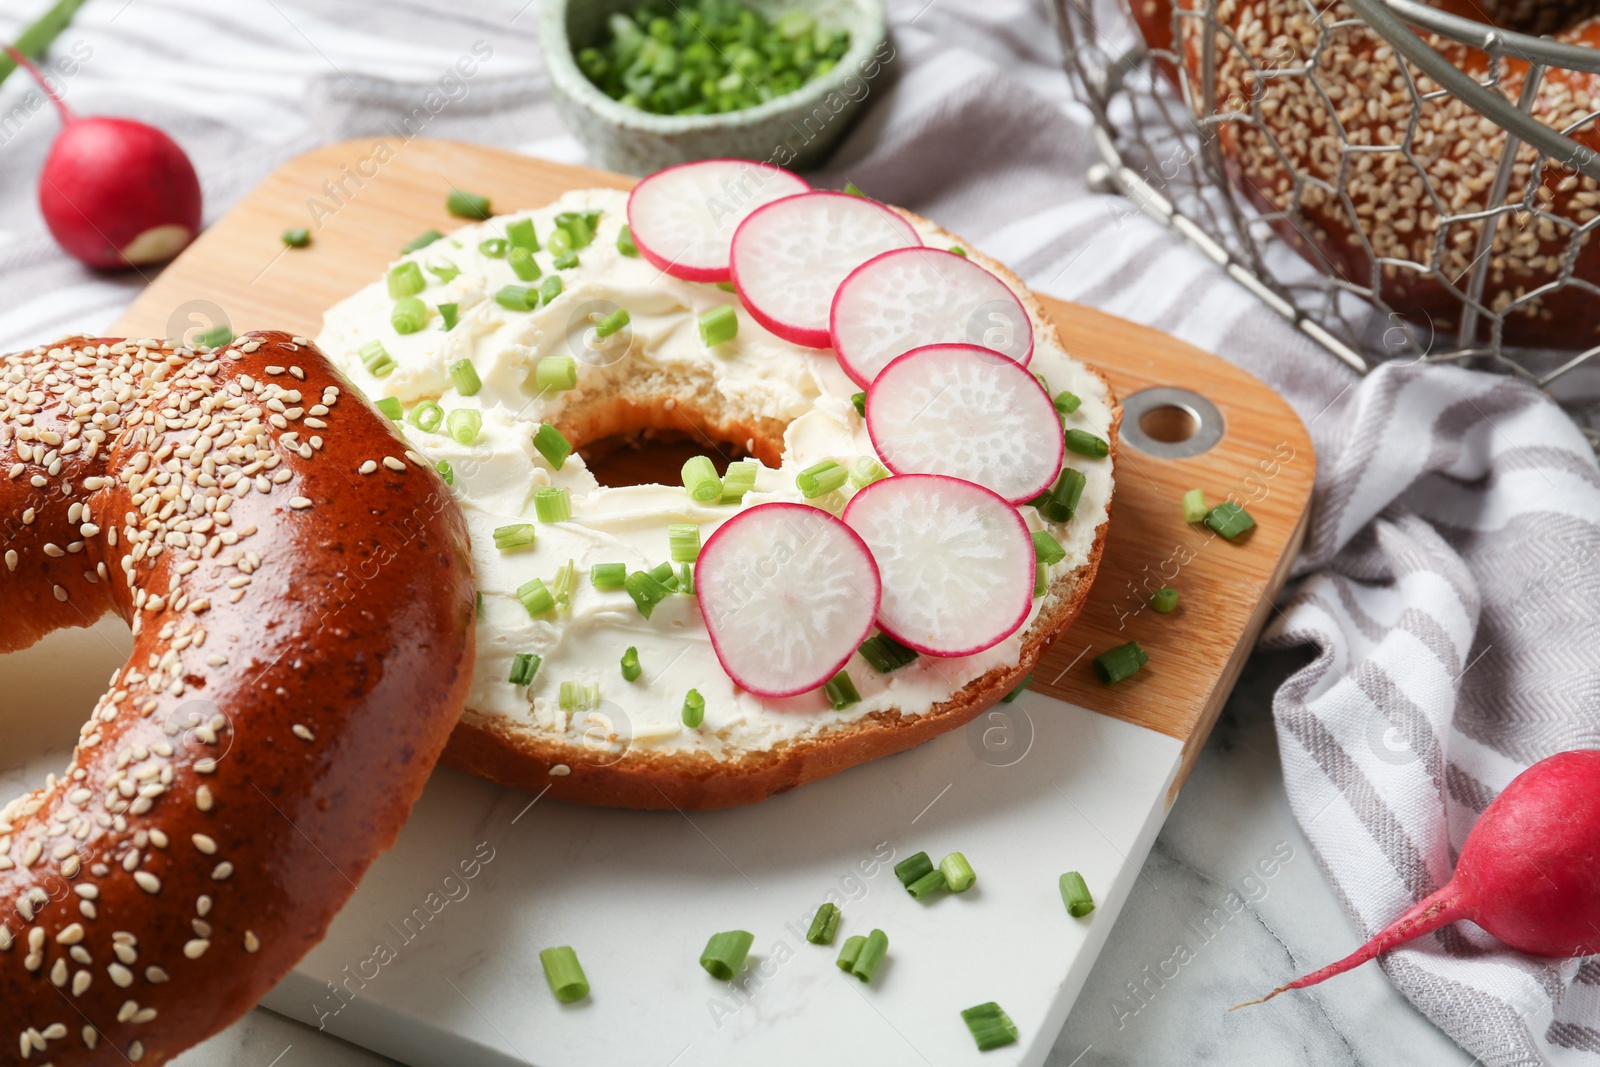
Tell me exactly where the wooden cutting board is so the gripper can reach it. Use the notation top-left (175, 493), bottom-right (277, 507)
top-left (96, 139), bottom-right (1314, 1067)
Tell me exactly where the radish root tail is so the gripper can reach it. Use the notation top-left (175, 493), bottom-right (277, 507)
top-left (1, 44), bottom-right (76, 122)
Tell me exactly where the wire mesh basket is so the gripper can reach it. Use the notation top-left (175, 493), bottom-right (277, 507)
top-left (1049, 0), bottom-right (1600, 442)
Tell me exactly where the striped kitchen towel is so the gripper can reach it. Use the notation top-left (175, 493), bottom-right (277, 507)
top-left (0, 0), bottom-right (1597, 1062)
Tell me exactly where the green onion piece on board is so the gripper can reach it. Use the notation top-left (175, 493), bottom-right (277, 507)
top-left (1182, 488), bottom-right (1209, 523)
top-left (539, 946), bottom-right (589, 1004)
top-left (806, 903), bottom-right (842, 945)
top-left (908, 869), bottom-right (947, 899)
top-left (509, 653), bottom-right (541, 686)
top-left (408, 401), bottom-right (444, 434)
top-left (535, 356), bottom-right (578, 392)
top-left (595, 308), bottom-right (630, 338)
top-left (509, 245), bottom-right (542, 281)
top-left (517, 578), bottom-right (555, 617)
top-left (720, 459), bottom-right (759, 503)
top-left (387, 261), bottom-right (425, 298)
top-left (427, 257), bottom-right (460, 283)
top-left (700, 931), bottom-right (755, 981)
top-left (505, 218), bottom-right (539, 251)
top-left (894, 851), bottom-right (933, 888)
top-left (282, 228), bottom-right (311, 248)
top-left (1064, 428), bottom-right (1109, 458)
top-left (682, 689), bottom-right (706, 728)
top-left (858, 633), bottom-right (917, 673)
top-left (493, 524), bottom-right (536, 551)
top-left (540, 275), bottom-right (565, 305)
top-left (374, 396), bottom-right (402, 421)
top-left (447, 188), bottom-right (491, 219)
top-left (592, 563), bottom-right (627, 590)
top-left (533, 424), bottom-right (572, 470)
top-left (1059, 871), bottom-right (1095, 917)
top-left (1093, 641), bottom-right (1147, 684)
top-left (193, 325), bottom-right (233, 350)
top-left (479, 237), bottom-right (509, 258)
top-left (681, 456), bottom-right (722, 502)
top-left (359, 339), bottom-right (394, 377)
top-left (438, 303), bottom-right (460, 331)
top-left (624, 570), bottom-right (671, 618)
top-left (940, 852), bottom-right (976, 892)
top-left (1205, 501), bottom-right (1256, 542)
top-left (851, 391), bottom-right (866, 417)
top-left (1032, 530), bottom-right (1066, 566)
top-left (1037, 468), bottom-right (1086, 524)
top-left (669, 523), bottom-right (701, 562)
top-left (535, 486), bottom-right (572, 523)
top-left (699, 304), bottom-right (738, 346)
top-left (823, 670), bottom-right (860, 711)
top-left (849, 456), bottom-right (890, 489)
top-left (949, 245), bottom-right (968, 258)
top-left (616, 224), bottom-right (639, 257)
top-left (796, 460), bottom-right (847, 498)
top-left (402, 229), bottom-right (443, 253)
top-left (391, 297), bottom-right (428, 334)
top-left (1034, 563), bottom-right (1047, 597)
top-left (1054, 391), bottom-right (1082, 416)
top-left (836, 935), bottom-right (865, 973)
top-left (849, 929), bottom-right (888, 982)
top-left (1151, 586), bottom-right (1179, 614)
top-left (1002, 672), bottom-right (1033, 703)
top-left (961, 1002), bottom-right (1019, 1051)
top-left (447, 408), bottom-right (481, 445)
top-left (620, 645), bottom-right (642, 681)
top-left (448, 358), bottom-right (481, 396)
top-left (436, 460), bottom-right (454, 485)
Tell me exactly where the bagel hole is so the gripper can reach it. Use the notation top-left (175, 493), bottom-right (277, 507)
top-left (1138, 403), bottom-right (1199, 444)
top-left (583, 429), bottom-right (758, 489)
top-left (564, 394), bottom-right (786, 489)
top-left (0, 616), bottom-right (129, 796)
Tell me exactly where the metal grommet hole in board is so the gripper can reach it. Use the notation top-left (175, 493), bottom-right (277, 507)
top-left (1119, 387), bottom-right (1225, 459)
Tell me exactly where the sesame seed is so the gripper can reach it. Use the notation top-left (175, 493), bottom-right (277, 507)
top-left (359, 460), bottom-right (378, 475)
top-left (244, 931), bottom-right (261, 953)
top-left (183, 938), bottom-right (210, 959)
top-left (192, 834), bottom-right (217, 855)
top-left (133, 871), bottom-right (160, 894)
top-left (549, 764), bottom-right (572, 776)
top-left (290, 496), bottom-right (313, 509)
top-left (292, 724), bottom-right (315, 742)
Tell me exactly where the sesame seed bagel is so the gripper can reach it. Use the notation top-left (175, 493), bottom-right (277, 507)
top-left (0, 331), bottom-right (475, 1065)
top-left (1135, 0), bottom-right (1600, 347)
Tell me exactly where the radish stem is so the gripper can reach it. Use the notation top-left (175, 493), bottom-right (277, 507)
top-left (0, 0), bottom-right (88, 92)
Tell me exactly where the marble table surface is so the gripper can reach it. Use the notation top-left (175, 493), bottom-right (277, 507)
top-left (170, 650), bottom-right (1475, 1067)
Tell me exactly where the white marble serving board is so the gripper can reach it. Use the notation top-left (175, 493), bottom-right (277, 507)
top-left (5, 618), bottom-right (1184, 1067)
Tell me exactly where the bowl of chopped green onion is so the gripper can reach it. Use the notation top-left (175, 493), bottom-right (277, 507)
top-left (541, 0), bottom-right (889, 175)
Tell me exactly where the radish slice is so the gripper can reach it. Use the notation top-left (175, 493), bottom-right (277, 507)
top-left (696, 503), bottom-right (882, 697)
top-left (831, 248), bottom-right (1033, 387)
top-left (730, 192), bottom-right (922, 348)
top-left (627, 160), bottom-right (810, 283)
top-left (843, 475), bottom-right (1035, 658)
top-left (866, 344), bottom-right (1065, 504)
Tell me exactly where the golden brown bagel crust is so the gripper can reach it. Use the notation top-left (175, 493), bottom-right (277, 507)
top-left (0, 332), bottom-right (475, 1065)
top-left (442, 214), bottom-right (1119, 810)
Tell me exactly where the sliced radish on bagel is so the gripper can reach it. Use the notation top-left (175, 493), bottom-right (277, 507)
top-left (696, 502), bottom-right (882, 697)
top-left (832, 247), bottom-right (1034, 387)
top-left (730, 191), bottom-right (921, 348)
top-left (844, 474), bottom-right (1034, 658)
top-left (866, 344), bottom-right (1064, 504)
top-left (626, 159), bottom-right (810, 282)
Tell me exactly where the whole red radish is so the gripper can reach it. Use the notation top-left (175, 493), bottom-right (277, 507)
top-left (1241, 749), bottom-right (1600, 1007)
top-left (5, 45), bottom-right (201, 268)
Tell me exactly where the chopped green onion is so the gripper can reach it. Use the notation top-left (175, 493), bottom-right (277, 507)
top-left (1054, 391), bottom-right (1082, 416)
top-left (681, 456), bottom-right (722, 502)
top-left (437, 460), bottom-right (454, 485)
top-left (849, 456), bottom-right (890, 488)
top-left (388, 261), bottom-right (425, 298)
top-left (559, 680), bottom-right (600, 712)
top-left (1182, 488), bottom-right (1209, 523)
top-left (698, 304), bottom-right (738, 346)
top-left (426, 256), bottom-right (460, 283)
top-left (592, 562), bottom-right (627, 590)
top-left (1064, 428), bottom-right (1109, 458)
top-left (1034, 563), bottom-right (1047, 597)
top-left (806, 902), bottom-right (842, 945)
top-left (505, 218), bottom-right (539, 251)
top-left (1205, 501), bottom-right (1256, 542)
top-left (282, 228), bottom-right (311, 248)
top-left (961, 1002), bottom-right (1019, 1052)
top-left (359, 339), bottom-right (394, 377)
top-left (540, 275), bottom-right (565, 305)
top-left (836, 935), bottom-right (865, 973)
top-left (495, 284), bottom-right (538, 312)
top-left (907, 869), bottom-right (947, 899)
top-left (449, 358), bottom-right (482, 396)
top-left (595, 308), bottom-right (630, 338)
top-left (797, 460), bottom-right (847, 498)
top-left (849, 929), bottom-right (888, 982)
top-left (447, 408), bottom-right (482, 445)
top-left (374, 396), bottom-right (402, 421)
top-left (392, 297), bottom-right (428, 334)
top-left (493, 523), bottom-right (537, 551)
top-left (408, 400), bottom-right (444, 434)
top-left (1036, 468), bottom-right (1086, 524)
top-left (539, 946), bottom-right (589, 1004)
top-left (1151, 586), bottom-right (1179, 613)
top-left (551, 559), bottom-right (576, 614)
top-left (509, 246), bottom-right (542, 281)
top-left (949, 245), bottom-right (968, 258)
top-left (858, 633), bottom-right (917, 673)
top-left (939, 852), bottom-right (976, 892)
top-left (699, 930), bottom-right (754, 981)
top-left (682, 689), bottom-right (705, 728)
top-left (1059, 871), bottom-right (1095, 917)
top-left (843, 181), bottom-right (866, 197)
top-left (535, 356), bottom-right (578, 392)
top-left (715, 281), bottom-right (736, 292)
top-left (894, 851), bottom-right (933, 888)
top-left (1093, 641), bottom-right (1148, 684)
top-left (719, 459), bottom-right (759, 503)
top-left (823, 670), bottom-right (860, 711)
top-left (509, 653), bottom-right (541, 686)
top-left (447, 188), bottom-right (491, 219)
top-left (851, 391), bottom-right (866, 417)
top-left (402, 229), bottom-right (443, 253)
top-left (620, 645), bottom-right (642, 681)
top-left (680, 562), bottom-right (694, 594)
top-left (535, 486), bottom-right (572, 523)
top-left (1032, 530), bottom-right (1066, 566)
top-left (534, 424), bottom-right (572, 470)
top-left (438, 303), bottom-right (460, 331)
top-left (556, 211), bottom-right (601, 249)
top-left (669, 523), bottom-right (701, 563)
top-left (548, 227), bottom-right (578, 270)
top-left (1002, 672), bottom-right (1033, 703)
top-left (475, 591), bottom-right (484, 620)
top-left (194, 325), bottom-right (233, 350)
top-left (649, 561), bottom-right (680, 592)
top-left (617, 224), bottom-right (639, 257)
top-left (479, 237), bottom-right (509, 258)
top-left (517, 577), bottom-right (555, 616)
top-left (624, 569), bottom-right (672, 619)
